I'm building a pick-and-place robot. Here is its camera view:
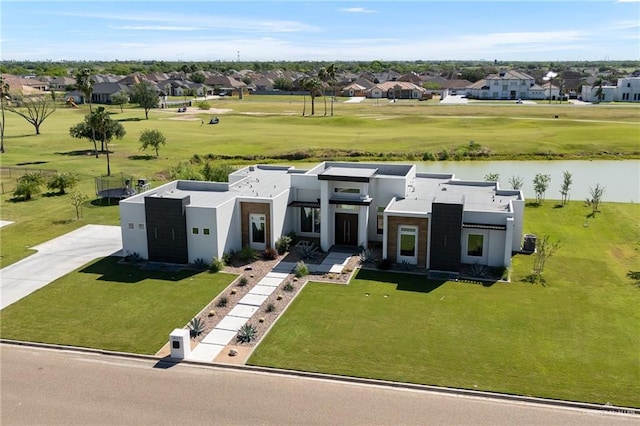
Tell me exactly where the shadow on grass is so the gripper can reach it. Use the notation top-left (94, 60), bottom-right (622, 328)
top-left (128, 154), bottom-right (154, 160)
top-left (525, 201), bottom-right (542, 208)
top-left (15, 160), bottom-right (49, 166)
top-left (80, 256), bottom-right (200, 283)
top-left (354, 269), bottom-right (446, 294)
top-left (91, 197), bottom-right (120, 206)
top-left (55, 149), bottom-right (97, 156)
top-left (116, 117), bottom-right (143, 122)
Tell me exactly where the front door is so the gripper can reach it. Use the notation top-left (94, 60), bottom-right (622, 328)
top-left (249, 213), bottom-right (266, 250)
top-left (335, 213), bottom-right (358, 246)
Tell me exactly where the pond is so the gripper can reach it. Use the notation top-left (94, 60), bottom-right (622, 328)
top-left (415, 160), bottom-right (639, 203)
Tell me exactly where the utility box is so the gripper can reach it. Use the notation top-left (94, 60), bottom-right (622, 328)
top-left (523, 234), bottom-right (537, 253)
top-left (169, 328), bottom-right (191, 359)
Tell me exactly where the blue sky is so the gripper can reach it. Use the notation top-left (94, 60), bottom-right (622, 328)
top-left (1, 1), bottom-right (639, 62)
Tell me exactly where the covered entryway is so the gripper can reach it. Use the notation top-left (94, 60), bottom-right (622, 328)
top-left (335, 213), bottom-right (358, 246)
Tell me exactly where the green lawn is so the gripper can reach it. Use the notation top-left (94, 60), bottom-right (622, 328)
top-left (249, 201), bottom-right (640, 408)
top-left (0, 257), bottom-right (235, 354)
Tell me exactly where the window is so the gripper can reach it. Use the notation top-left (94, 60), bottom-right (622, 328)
top-left (301, 207), bottom-right (321, 233)
top-left (138, 223), bottom-right (145, 231)
top-left (467, 234), bottom-right (484, 257)
top-left (398, 226), bottom-right (418, 264)
top-left (334, 187), bottom-right (359, 194)
top-left (192, 227), bottom-right (199, 235)
top-left (376, 207), bottom-right (385, 235)
top-left (203, 228), bottom-right (210, 235)
top-left (128, 223), bottom-right (134, 230)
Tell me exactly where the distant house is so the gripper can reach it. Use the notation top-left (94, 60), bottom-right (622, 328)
top-left (467, 70), bottom-right (535, 100)
top-left (66, 82), bottom-right (129, 104)
top-left (49, 77), bottom-right (76, 90)
top-left (341, 83), bottom-right (367, 97)
top-left (204, 75), bottom-right (247, 95)
top-left (581, 77), bottom-right (639, 102)
top-left (120, 161), bottom-right (524, 272)
top-left (367, 81), bottom-right (426, 99)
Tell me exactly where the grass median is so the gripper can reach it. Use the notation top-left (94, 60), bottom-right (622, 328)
top-left (249, 201), bottom-right (640, 408)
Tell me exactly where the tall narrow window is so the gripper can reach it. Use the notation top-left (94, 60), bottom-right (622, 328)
top-left (376, 207), bottom-right (385, 235)
top-left (467, 234), bottom-right (484, 257)
top-left (300, 207), bottom-right (321, 233)
top-left (398, 226), bottom-right (418, 264)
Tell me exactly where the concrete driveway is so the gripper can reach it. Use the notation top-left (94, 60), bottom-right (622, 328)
top-left (0, 225), bottom-right (122, 310)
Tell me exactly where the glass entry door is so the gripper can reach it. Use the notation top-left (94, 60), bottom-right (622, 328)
top-left (249, 213), bottom-right (266, 250)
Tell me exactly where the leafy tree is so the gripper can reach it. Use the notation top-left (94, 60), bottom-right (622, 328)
top-left (46, 172), bottom-right (79, 195)
top-left (587, 183), bottom-right (605, 215)
top-left (508, 175), bottom-right (524, 190)
top-left (13, 172), bottom-right (44, 200)
top-left (533, 173), bottom-right (551, 205)
top-left (190, 72), bottom-right (205, 84)
top-left (423, 82), bottom-right (442, 90)
top-left (74, 68), bottom-right (94, 110)
top-left (484, 173), bottom-right (500, 182)
top-left (560, 171), bottom-right (573, 205)
top-left (273, 77), bottom-right (293, 91)
top-left (139, 129), bottom-right (166, 158)
top-left (202, 162), bottom-right (235, 182)
top-left (0, 76), bottom-right (8, 153)
top-left (70, 118), bottom-right (99, 157)
top-left (69, 190), bottom-right (88, 220)
top-left (111, 92), bottom-right (129, 113)
top-left (130, 80), bottom-right (158, 119)
top-left (170, 161), bottom-right (203, 180)
top-left (7, 91), bottom-right (57, 135)
top-left (594, 78), bottom-right (604, 102)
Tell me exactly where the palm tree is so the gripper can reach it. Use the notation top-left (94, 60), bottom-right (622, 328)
top-left (594, 78), bottom-right (604, 103)
top-left (74, 68), bottom-right (94, 111)
top-left (327, 63), bottom-right (337, 116)
top-left (318, 67), bottom-right (328, 116)
top-left (90, 107), bottom-right (126, 176)
top-left (303, 77), bottom-right (323, 116)
top-left (0, 76), bottom-right (9, 153)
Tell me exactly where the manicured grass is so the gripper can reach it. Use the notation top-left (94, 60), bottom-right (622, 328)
top-left (0, 256), bottom-right (235, 354)
top-left (249, 201), bottom-right (640, 407)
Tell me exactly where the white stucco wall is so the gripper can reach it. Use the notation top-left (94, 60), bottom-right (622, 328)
top-left (271, 190), bottom-right (291, 245)
top-left (216, 199), bottom-right (239, 256)
top-left (185, 205), bottom-right (217, 263)
top-left (120, 201), bottom-right (149, 259)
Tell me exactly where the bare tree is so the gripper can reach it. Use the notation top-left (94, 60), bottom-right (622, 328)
top-left (0, 76), bottom-right (9, 153)
top-left (588, 183), bottom-right (605, 215)
top-left (7, 91), bottom-right (57, 135)
top-left (560, 171), bottom-right (573, 205)
top-left (70, 191), bottom-right (88, 220)
top-left (508, 175), bottom-right (524, 190)
top-left (533, 235), bottom-right (562, 280)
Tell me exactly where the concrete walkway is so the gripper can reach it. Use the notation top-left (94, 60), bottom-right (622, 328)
top-left (0, 225), bottom-right (122, 310)
top-left (187, 251), bottom-right (352, 362)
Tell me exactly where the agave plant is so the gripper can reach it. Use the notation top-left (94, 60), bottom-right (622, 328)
top-left (188, 317), bottom-right (205, 339)
top-left (359, 248), bottom-right (378, 264)
top-left (470, 261), bottom-right (488, 278)
top-left (297, 243), bottom-right (320, 260)
top-left (236, 323), bottom-right (257, 343)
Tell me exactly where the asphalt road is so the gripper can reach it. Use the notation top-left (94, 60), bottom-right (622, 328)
top-left (1, 344), bottom-right (637, 426)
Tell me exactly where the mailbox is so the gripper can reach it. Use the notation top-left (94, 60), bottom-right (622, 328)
top-left (169, 328), bottom-right (191, 359)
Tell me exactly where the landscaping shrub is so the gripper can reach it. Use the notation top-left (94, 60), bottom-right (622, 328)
top-left (298, 243), bottom-right (320, 260)
top-left (196, 101), bottom-right (211, 110)
top-left (283, 281), bottom-right (294, 292)
top-left (265, 303), bottom-right (276, 313)
top-left (263, 247), bottom-right (278, 260)
top-left (188, 318), bottom-right (205, 338)
top-left (359, 248), bottom-right (378, 264)
top-left (222, 251), bottom-right (234, 265)
top-left (209, 257), bottom-right (225, 272)
top-left (275, 235), bottom-right (292, 254)
top-left (377, 258), bottom-right (392, 270)
top-left (238, 276), bottom-right (248, 287)
top-left (294, 261), bottom-right (309, 278)
top-left (216, 296), bottom-right (228, 307)
top-left (236, 323), bottom-right (257, 343)
top-left (239, 246), bottom-right (259, 262)
top-left (193, 258), bottom-right (209, 270)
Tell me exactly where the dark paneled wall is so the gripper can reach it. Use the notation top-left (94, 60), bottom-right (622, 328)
top-left (145, 196), bottom-right (189, 264)
top-left (429, 202), bottom-right (463, 272)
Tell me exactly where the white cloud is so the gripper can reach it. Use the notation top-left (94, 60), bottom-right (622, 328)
top-left (113, 26), bottom-right (202, 31)
top-left (338, 7), bottom-right (377, 13)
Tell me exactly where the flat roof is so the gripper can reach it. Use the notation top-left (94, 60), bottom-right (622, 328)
top-left (318, 166), bottom-right (378, 182)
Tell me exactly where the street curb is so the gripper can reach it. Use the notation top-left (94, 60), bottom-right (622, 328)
top-left (2, 339), bottom-right (638, 417)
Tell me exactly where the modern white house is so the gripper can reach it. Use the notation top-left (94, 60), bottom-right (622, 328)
top-left (581, 77), bottom-right (640, 102)
top-left (119, 162), bottom-right (525, 273)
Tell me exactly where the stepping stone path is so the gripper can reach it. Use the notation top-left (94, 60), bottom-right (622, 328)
top-left (186, 251), bottom-right (353, 362)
